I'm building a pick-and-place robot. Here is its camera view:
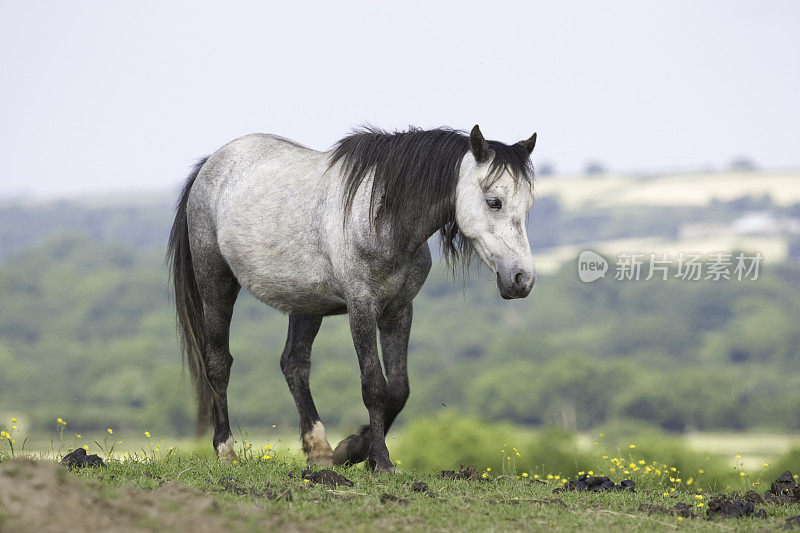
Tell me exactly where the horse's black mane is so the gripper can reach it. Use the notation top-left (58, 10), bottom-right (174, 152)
top-left (329, 126), bottom-right (533, 266)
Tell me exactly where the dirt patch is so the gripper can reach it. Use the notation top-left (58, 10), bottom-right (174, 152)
top-left (555, 475), bottom-right (635, 493)
top-left (300, 469), bottom-right (354, 487)
top-left (60, 448), bottom-right (105, 469)
top-left (380, 492), bottom-right (410, 505)
top-left (219, 477), bottom-right (292, 501)
top-left (0, 458), bottom-right (270, 533)
top-left (440, 465), bottom-right (482, 481)
top-left (705, 494), bottom-right (767, 520)
top-left (765, 471), bottom-right (800, 504)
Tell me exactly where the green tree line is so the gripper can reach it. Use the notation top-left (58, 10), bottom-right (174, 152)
top-left (1, 235), bottom-right (799, 437)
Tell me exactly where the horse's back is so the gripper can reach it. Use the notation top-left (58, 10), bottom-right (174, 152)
top-left (189, 134), bottom-right (346, 315)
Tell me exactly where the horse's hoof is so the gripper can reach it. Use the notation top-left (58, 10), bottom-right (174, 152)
top-left (218, 451), bottom-right (239, 463)
top-left (216, 436), bottom-right (239, 463)
top-left (332, 433), bottom-right (368, 465)
top-left (374, 464), bottom-right (400, 474)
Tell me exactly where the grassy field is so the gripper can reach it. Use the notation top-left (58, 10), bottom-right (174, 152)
top-left (537, 171), bottom-right (800, 210)
top-left (2, 449), bottom-right (799, 532)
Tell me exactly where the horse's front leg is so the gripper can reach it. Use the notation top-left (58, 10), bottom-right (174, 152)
top-left (377, 303), bottom-right (412, 435)
top-left (342, 302), bottom-right (395, 473)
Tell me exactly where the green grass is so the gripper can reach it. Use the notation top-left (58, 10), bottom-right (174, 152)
top-left (3, 448), bottom-right (799, 532)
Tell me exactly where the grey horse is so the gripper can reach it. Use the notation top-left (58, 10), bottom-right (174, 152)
top-left (167, 125), bottom-right (537, 472)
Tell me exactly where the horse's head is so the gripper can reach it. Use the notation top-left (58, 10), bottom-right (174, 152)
top-left (455, 125), bottom-right (537, 299)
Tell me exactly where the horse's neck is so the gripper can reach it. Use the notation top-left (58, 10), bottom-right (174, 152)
top-left (383, 200), bottom-right (453, 258)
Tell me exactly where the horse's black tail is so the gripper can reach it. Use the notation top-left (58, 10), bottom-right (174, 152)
top-left (167, 157), bottom-right (214, 435)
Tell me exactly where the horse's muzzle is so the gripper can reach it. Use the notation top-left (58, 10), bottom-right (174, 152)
top-left (496, 267), bottom-right (535, 299)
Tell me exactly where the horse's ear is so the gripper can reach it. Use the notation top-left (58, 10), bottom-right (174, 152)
top-left (521, 132), bottom-right (537, 155)
top-left (470, 124), bottom-right (489, 162)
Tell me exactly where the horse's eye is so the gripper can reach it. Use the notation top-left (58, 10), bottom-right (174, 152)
top-left (485, 198), bottom-right (502, 210)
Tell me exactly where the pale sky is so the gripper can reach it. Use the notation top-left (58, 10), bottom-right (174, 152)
top-left (1, 0), bottom-right (798, 198)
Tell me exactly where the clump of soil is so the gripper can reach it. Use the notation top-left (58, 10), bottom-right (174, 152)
top-left (219, 477), bottom-right (292, 501)
top-left (380, 492), bottom-right (410, 505)
top-left (784, 515), bottom-right (800, 529)
top-left (60, 448), bottom-right (105, 469)
top-left (705, 494), bottom-right (767, 520)
top-left (554, 474), bottom-right (635, 493)
top-left (301, 468), bottom-right (354, 487)
top-left (741, 489), bottom-right (765, 505)
top-left (408, 480), bottom-right (438, 498)
top-left (765, 471), bottom-right (800, 504)
top-left (638, 502), bottom-right (696, 518)
top-left (440, 465), bottom-right (482, 481)
top-left (0, 458), bottom-right (255, 532)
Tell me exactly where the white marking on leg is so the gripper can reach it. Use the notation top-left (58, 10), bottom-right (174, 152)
top-left (303, 421), bottom-right (333, 465)
top-left (217, 435), bottom-right (238, 462)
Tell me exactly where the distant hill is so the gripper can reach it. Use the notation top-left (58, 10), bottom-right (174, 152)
top-left (2, 170), bottom-right (798, 269)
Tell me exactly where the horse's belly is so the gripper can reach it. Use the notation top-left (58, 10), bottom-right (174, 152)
top-left (219, 234), bottom-right (344, 315)
top-left (244, 271), bottom-right (346, 315)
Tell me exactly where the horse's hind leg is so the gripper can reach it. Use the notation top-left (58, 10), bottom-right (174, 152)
top-left (195, 252), bottom-right (240, 461)
top-left (280, 314), bottom-right (334, 466)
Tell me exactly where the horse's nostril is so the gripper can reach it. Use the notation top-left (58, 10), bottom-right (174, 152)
top-left (514, 272), bottom-right (524, 286)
